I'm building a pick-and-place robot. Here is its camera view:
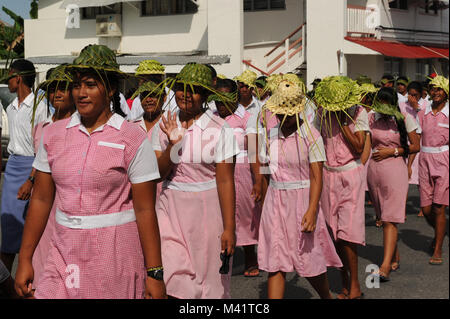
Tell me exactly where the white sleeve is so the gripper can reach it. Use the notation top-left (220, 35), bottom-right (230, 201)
top-left (308, 135), bottom-right (327, 163)
top-left (404, 113), bottom-right (419, 133)
top-left (246, 112), bottom-right (262, 135)
top-left (129, 97), bottom-right (144, 121)
top-left (128, 138), bottom-right (161, 184)
top-left (33, 134), bottom-right (51, 173)
top-left (119, 93), bottom-right (131, 119)
top-left (214, 123), bottom-right (240, 163)
top-left (414, 114), bottom-right (422, 134)
top-left (151, 122), bottom-right (162, 152)
top-left (354, 108), bottom-right (370, 132)
top-left (35, 100), bottom-right (48, 126)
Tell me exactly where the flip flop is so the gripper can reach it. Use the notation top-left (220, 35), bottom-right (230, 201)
top-left (372, 270), bottom-right (390, 282)
top-left (244, 265), bottom-right (260, 277)
top-left (429, 257), bottom-right (443, 265)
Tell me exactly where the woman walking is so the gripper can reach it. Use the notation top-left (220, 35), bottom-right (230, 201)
top-left (257, 75), bottom-right (342, 299)
top-left (367, 87), bottom-right (420, 280)
top-left (152, 63), bottom-right (239, 299)
top-left (14, 44), bottom-right (166, 299)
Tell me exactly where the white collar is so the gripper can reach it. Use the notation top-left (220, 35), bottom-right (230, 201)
top-left (234, 105), bottom-right (246, 119)
top-left (12, 92), bottom-right (34, 109)
top-left (240, 96), bottom-right (260, 110)
top-left (66, 112), bottom-right (125, 132)
top-left (425, 102), bottom-right (449, 118)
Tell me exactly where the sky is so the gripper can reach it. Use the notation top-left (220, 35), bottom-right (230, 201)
top-left (0, 0), bottom-right (32, 25)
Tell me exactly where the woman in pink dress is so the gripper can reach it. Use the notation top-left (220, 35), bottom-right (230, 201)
top-left (210, 78), bottom-right (264, 277)
top-left (416, 75), bottom-right (449, 266)
top-left (400, 81), bottom-right (431, 218)
top-left (257, 77), bottom-right (342, 299)
top-left (14, 44), bottom-right (166, 299)
top-left (367, 87), bottom-right (420, 281)
top-left (31, 65), bottom-right (76, 291)
top-left (314, 76), bottom-right (370, 299)
top-left (152, 63), bottom-right (239, 299)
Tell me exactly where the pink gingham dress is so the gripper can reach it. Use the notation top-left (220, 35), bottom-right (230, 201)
top-left (416, 102), bottom-right (449, 207)
top-left (152, 109), bottom-right (239, 299)
top-left (367, 112), bottom-right (419, 223)
top-left (32, 112), bottom-right (160, 299)
top-left (258, 123), bottom-right (342, 277)
top-left (316, 106), bottom-right (370, 245)
top-left (224, 105), bottom-right (261, 246)
top-left (399, 99), bottom-right (430, 185)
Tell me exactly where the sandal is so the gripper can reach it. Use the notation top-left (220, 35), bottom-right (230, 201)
top-left (244, 265), bottom-right (260, 277)
top-left (375, 219), bottom-right (383, 228)
top-left (372, 270), bottom-right (390, 282)
top-left (429, 257), bottom-right (443, 265)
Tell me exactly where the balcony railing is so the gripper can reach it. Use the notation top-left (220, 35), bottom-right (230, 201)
top-left (263, 23), bottom-right (305, 75)
top-left (347, 5), bottom-right (377, 37)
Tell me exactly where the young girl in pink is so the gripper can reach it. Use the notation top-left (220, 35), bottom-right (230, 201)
top-left (367, 87), bottom-right (420, 281)
top-left (152, 63), bottom-right (239, 299)
top-left (416, 75), bottom-right (449, 266)
top-left (257, 77), bottom-right (342, 299)
top-left (210, 78), bottom-right (264, 277)
top-left (314, 76), bottom-right (370, 299)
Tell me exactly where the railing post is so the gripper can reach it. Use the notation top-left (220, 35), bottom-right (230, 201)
top-left (285, 38), bottom-right (290, 73)
top-left (302, 24), bottom-right (306, 62)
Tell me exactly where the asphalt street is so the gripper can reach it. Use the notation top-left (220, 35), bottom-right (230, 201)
top-left (0, 173), bottom-right (448, 299)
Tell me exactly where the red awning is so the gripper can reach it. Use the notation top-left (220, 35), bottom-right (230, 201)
top-left (345, 37), bottom-right (449, 59)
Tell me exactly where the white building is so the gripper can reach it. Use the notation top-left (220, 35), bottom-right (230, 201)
top-left (24, 0), bottom-right (449, 89)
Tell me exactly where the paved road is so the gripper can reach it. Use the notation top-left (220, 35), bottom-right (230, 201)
top-left (1, 173), bottom-right (448, 299)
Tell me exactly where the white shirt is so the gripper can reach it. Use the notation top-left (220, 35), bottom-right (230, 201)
top-left (397, 92), bottom-right (409, 105)
top-left (129, 88), bottom-right (178, 121)
top-left (239, 96), bottom-right (262, 118)
top-left (7, 92), bottom-right (47, 156)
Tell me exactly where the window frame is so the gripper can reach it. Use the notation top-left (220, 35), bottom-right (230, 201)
top-left (384, 57), bottom-right (404, 78)
top-left (244, 0), bottom-right (286, 12)
top-left (388, 0), bottom-right (408, 11)
top-left (81, 3), bottom-right (122, 20)
top-left (140, 0), bottom-right (198, 17)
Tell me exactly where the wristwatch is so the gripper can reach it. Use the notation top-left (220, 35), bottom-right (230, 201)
top-left (394, 148), bottom-right (399, 157)
top-left (147, 266), bottom-right (164, 281)
top-left (27, 176), bottom-right (35, 184)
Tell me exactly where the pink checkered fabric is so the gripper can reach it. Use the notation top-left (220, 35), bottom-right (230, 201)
top-left (34, 117), bottom-right (149, 299)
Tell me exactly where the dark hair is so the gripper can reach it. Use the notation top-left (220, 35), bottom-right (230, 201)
top-left (204, 64), bottom-right (217, 79)
top-left (381, 74), bottom-right (394, 82)
top-left (46, 67), bottom-right (56, 80)
top-left (407, 81), bottom-right (423, 94)
top-left (10, 59), bottom-right (36, 88)
top-left (216, 78), bottom-right (237, 93)
top-left (397, 76), bottom-right (409, 83)
top-left (376, 87), bottom-right (409, 157)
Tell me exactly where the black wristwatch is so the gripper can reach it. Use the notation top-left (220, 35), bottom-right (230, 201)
top-left (27, 176), bottom-right (35, 184)
top-left (147, 266), bottom-right (164, 281)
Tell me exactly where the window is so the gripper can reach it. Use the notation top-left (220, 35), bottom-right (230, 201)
top-left (440, 59), bottom-right (449, 78)
top-left (141, 0), bottom-right (198, 16)
top-left (82, 4), bottom-right (122, 19)
top-left (384, 57), bottom-right (404, 78)
top-left (416, 59), bottom-right (433, 81)
top-left (244, 0), bottom-right (286, 11)
top-left (389, 0), bottom-right (408, 10)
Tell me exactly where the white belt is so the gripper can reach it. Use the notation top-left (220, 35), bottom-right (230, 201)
top-left (55, 208), bottom-right (136, 230)
top-left (324, 159), bottom-right (362, 172)
top-left (421, 145), bottom-right (449, 153)
top-left (269, 179), bottom-right (310, 190)
top-left (163, 179), bottom-right (217, 192)
top-left (236, 150), bottom-right (248, 159)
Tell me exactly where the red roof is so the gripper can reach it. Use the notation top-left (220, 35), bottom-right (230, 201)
top-left (345, 36), bottom-right (449, 59)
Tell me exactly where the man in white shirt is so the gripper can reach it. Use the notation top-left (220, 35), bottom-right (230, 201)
top-left (235, 70), bottom-right (263, 118)
top-left (0, 59), bottom-right (47, 272)
top-left (396, 76), bottom-right (409, 105)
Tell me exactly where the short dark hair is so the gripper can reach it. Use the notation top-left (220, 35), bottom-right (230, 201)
top-left (381, 74), bottom-right (394, 82)
top-left (216, 78), bottom-right (237, 92)
top-left (10, 59), bottom-right (36, 88)
top-left (407, 81), bottom-right (423, 94)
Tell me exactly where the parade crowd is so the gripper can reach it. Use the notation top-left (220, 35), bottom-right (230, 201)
top-left (0, 44), bottom-right (448, 300)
